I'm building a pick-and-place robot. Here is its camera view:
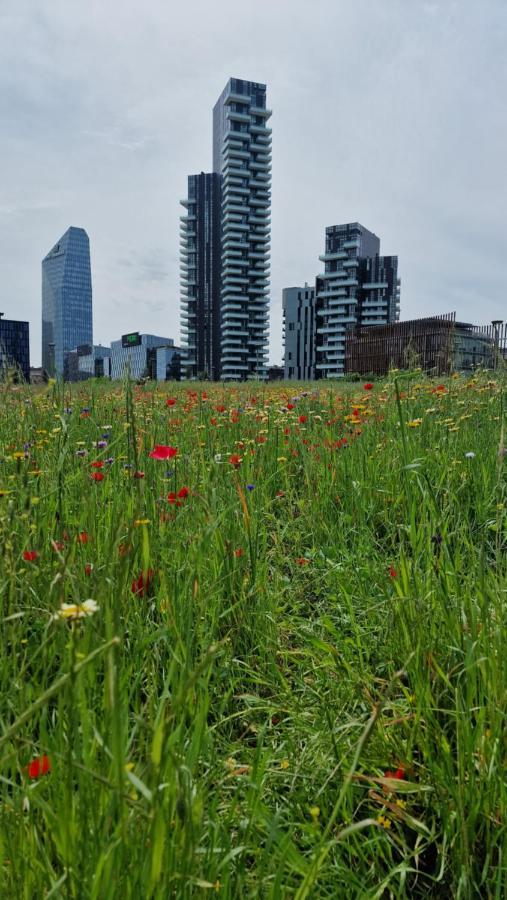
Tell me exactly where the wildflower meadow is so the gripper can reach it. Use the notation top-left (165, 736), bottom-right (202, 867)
top-left (0, 371), bottom-right (506, 898)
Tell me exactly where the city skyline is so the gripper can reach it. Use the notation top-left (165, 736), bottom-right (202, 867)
top-left (1, 1), bottom-right (506, 367)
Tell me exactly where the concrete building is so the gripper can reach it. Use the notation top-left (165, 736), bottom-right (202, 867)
top-left (316, 223), bottom-right (400, 378)
top-left (42, 227), bottom-right (92, 378)
top-left (180, 77), bottom-right (272, 382)
top-left (0, 313), bottom-right (30, 381)
top-left (282, 284), bottom-right (316, 380)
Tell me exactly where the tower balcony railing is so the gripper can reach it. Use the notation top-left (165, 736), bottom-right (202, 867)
top-left (223, 203), bottom-right (250, 215)
top-left (226, 110), bottom-right (251, 123)
top-left (249, 106), bottom-right (272, 117)
top-left (224, 92), bottom-right (251, 105)
top-left (318, 251), bottom-right (348, 262)
top-left (250, 124), bottom-right (272, 135)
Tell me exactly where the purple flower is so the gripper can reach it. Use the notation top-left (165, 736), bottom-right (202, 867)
top-left (97, 440), bottom-right (107, 449)
top-left (246, 484), bottom-right (255, 491)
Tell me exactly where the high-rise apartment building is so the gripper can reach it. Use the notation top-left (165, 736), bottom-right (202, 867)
top-left (282, 284), bottom-right (316, 380)
top-left (180, 77), bottom-right (272, 381)
top-left (180, 173), bottom-right (221, 379)
top-left (315, 223), bottom-right (399, 378)
top-left (42, 227), bottom-right (92, 378)
top-left (0, 314), bottom-right (30, 381)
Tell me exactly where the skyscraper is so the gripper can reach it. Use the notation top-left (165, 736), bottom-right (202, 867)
top-left (282, 284), bottom-right (316, 380)
top-left (42, 227), bottom-right (92, 378)
top-left (315, 223), bottom-right (400, 378)
top-left (180, 173), bottom-right (221, 379)
top-left (180, 77), bottom-right (272, 381)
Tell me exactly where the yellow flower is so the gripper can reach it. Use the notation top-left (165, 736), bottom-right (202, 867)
top-left (407, 419), bottom-right (422, 428)
top-left (309, 806), bottom-right (320, 822)
top-left (54, 599), bottom-right (99, 621)
top-left (277, 456), bottom-right (287, 462)
top-left (377, 814), bottom-right (391, 829)
top-left (134, 519), bottom-right (150, 526)
top-left (280, 758), bottom-right (289, 770)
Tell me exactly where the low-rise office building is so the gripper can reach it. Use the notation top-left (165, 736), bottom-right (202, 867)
top-left (0, 314), bottom-right (30, 381)
top-left (110, 333), bottom-right (183, 380)
top-left (344, 313), bottom-right (498, 375)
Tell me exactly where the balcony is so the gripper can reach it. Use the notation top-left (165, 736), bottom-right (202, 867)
top-left (224, 92), bottom-right (251, 106)
top-left (362, 282), bottom-right (389, 289)
top-left (226, 110), bottom-right (251, 124)
top-left (343, 240), bottom-right (360, 249)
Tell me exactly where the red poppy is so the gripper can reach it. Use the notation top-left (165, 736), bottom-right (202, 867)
top-left (389, 565), bottom-right (397, 578)
top-left (77, 531), bottom-right (89, 544)
top-left (286, 403), bottom-right (295, 411)
top-left (84, 563), bottom-right (93, 576)
top-left (27, 754), bottom-right (51, 779)
top-left (364, 383), bottom-right (374, 390)
top-left (299, 415), bottom-right (308, 424)
top-left (149, 445), bottom-right (178, 460)
top-left (234, 548), bottom-right (243, 558)
top-left (22, 550), bottom-right (38, 562)
top-left (384, 766), bottom-right (405, 780)
top-left (165, 398), bottom-right (176, 406)
top-left (216, 405), bottom-right (226, 413)
top-left (133, 470), bottom-right (145, 479)
top-left (295, 557), bottom-right (310, 566)
top-left (177, 486), bottom-right (189, 499)
top-left (131, 569), bottom-right (154, 596)
top-left (91, 461), bottom-right (104, 469)
top-left (229, 454), bottom-right (242, 468)
top-left (91, 472), bottom-right (104, 482)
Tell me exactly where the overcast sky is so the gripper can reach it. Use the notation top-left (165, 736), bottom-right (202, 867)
top-left (1, 0), bottom-right (506, 366)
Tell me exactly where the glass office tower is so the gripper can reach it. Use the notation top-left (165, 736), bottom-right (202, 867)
top-left (42, 227), bottom-right (92, 378)
top-left (212, 78), bottom-right (272, 381)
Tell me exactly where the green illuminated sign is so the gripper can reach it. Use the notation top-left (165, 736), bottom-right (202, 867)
top-left (121, 332), bottom-right (141, 348)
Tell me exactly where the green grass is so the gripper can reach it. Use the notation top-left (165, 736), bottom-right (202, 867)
top-left (0, 371), bottom-right (506, 898)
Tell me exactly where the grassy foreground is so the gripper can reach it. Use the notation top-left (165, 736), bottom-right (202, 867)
top-left (0, 372), bottom-right (506, 898)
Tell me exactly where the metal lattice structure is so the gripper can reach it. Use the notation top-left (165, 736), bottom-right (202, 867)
top-left (345, 313), bottom-right (504, 375)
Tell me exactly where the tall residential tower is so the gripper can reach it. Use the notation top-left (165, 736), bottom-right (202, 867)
top-left (180, 78), bottom-right (272, 381)
top-left (315, 223), bottom-right (399, 378)
top-left (42, 227), bottom-right (92, 378)
top-left (180, 173), bottom-right (221, 379)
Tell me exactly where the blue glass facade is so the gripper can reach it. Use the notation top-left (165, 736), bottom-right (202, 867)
top-left (41, 227), bottom-right (92, 377)
top-left (0, 317), bottom-right (30, 381)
